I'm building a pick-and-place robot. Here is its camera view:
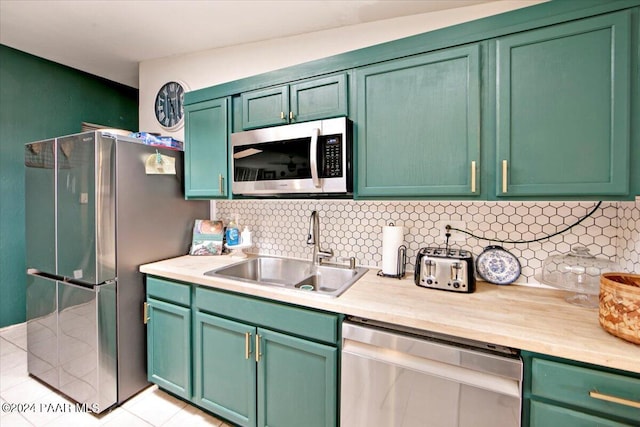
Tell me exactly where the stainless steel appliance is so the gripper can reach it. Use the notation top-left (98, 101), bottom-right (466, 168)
top-left (341, 318), bottom-right (523, 427)
top-left (414, 247), bottom-right (476, 293)
top-left (24, 131), bottom-right (208, 413)
top-left (231, 117), bottom-right (352, 196)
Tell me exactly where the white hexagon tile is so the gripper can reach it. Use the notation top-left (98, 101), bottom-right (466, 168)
top-left (216, 200), bottom-right (640, 286)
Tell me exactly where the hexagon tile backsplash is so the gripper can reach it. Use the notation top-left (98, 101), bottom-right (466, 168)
top-left (216, 200), bottom-right (639, 286)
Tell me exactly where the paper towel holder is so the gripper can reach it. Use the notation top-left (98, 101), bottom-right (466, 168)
top-left (377, 245), bottom-right (407, 279)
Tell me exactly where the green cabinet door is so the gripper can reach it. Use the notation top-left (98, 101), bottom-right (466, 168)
top-left (184, 97), bottom-right (229, 198)
top-left (290, 73), bottom-right (348, 123)
top-left (146, 297), bottom-right (191, 399)
top-left (257, 328), bottom-right (337, 427)
top-left (242, 73), bottom-right (348, 130)
top-left (241, 86), bottom-right (289, 130)
top-left (495, 10), bottom-right (631, 198)
top-left (194, 311), bottom-right (256, 427)
top-left (355, 45), bottom-right (481, 198)
top-left (523, 352), bottom-right (640, 427)
top-left (530, 401), bottom-right (634, 427)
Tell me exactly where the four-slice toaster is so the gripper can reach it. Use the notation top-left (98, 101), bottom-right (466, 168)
top-left (414, 247), bottom-right (476, 293)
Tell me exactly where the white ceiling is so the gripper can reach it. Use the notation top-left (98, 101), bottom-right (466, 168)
top-left (0, 0), bottom-right (497, 88)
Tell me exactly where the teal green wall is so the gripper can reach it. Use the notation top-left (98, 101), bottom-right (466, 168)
top-left (0, 45), bottom-right (138, 327)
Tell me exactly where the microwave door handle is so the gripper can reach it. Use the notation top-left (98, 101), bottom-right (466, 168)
top-left (310, 128), bottom-right (321, 188)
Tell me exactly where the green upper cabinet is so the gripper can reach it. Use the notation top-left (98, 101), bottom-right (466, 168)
top-left (355, 44), bottom-right (481, 198)
top-left (495, 10), bottom-right (631, 198)
top-left (241, 73), bottom-right (348, 130)
top-left (241, 86), bottom-right (289, 129)
top-left (184, 97), bottom-right (229, 199)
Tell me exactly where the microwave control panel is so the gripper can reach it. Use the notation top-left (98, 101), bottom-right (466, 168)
top-left (320, 135), bottom-right (343, 178)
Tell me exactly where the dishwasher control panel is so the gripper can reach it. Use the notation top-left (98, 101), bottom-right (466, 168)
top-left (414, 247), bottom-right (475, 293)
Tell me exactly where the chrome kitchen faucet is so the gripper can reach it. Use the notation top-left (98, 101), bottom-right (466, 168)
top-left (307, 210), bottom-right (333, 265)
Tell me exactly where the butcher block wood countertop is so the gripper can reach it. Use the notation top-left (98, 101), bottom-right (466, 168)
top-left (140, 255), bottom-right (639, 374)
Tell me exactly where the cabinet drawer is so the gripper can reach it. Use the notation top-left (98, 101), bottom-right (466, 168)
top-left (195, 287), bottom-right (339, 345)
top-left (531, 358), bottom-right (640, 422)
top-left (530, 400), bottom-right (633, 427)
top-left (147, 276), bottom-right (191, 307)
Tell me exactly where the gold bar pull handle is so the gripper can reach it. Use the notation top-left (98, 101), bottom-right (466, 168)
top-left (255, 334), bottom-right (262, 362)
top-left (143, 302), bottom-right (150, 324)
top-left (589, 391), bottom-right (640, 409)
top-left (501, 160), bottom-right (508, 193)
top-left (471, 161), bottom-right (477, 193)
top-left (218, 174), bottom-right (224, 195)
top-left (289, 111), bottom-right (294, 121)
top-left (280, 111), bottom-right (285, 120)
top-left (245, 332), bottom-right (251, 359)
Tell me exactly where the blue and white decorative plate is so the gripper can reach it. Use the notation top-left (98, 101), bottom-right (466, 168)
top-left (476, 246), bottom-right (521, 285)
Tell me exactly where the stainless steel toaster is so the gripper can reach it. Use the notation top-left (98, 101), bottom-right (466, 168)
top-left (414, 247), bottom-right (476, 293)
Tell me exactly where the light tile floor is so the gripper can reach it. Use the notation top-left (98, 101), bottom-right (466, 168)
top-left (0, 323), bottom-right (230, 426)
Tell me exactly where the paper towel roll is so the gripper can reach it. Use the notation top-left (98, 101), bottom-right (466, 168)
top-left (382, 224), bottom-right (404, 275)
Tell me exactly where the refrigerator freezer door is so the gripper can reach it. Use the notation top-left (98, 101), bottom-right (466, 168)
top-left (26, 274), bottom-right (58, 389)
top-left (58, 281), bottom-right (117, 412)
top-left (56, 133), bottom-right (115, 284)
top-left (25, 139), bottom-right (56, 274)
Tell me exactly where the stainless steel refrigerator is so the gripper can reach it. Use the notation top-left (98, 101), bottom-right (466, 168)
top-left (24, 131), bottom-right (208, 413)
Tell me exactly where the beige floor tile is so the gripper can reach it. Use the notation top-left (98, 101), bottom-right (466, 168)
top-left (0, 411), bottom-right (33, 427)
top-left (44, 411), bottom-right (104, 427)
top-left (161, 403), bottom-right (224, 427)
top-left (19, 390), bottom-right (70, 426)
top-left (0, 360), bottom-right (30, 392)
top-left (99, 408), bottom-right (153, 426)
top-left (122, 387), bottom-right (187, 426)
top-left (0, 323), bottom-right (27, 350)
top-left (0, 374), bottom-right (54, 404)
top-left (0, 337), bottom-right (23, 357)
top-left (0, 344), bottom-right (27, 371)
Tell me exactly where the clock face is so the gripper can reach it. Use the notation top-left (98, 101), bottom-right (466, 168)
top-left (155, 81), bottom-right (185, 129)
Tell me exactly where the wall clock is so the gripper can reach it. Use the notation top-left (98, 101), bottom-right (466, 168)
top-left (154, 81), bottom-right (187, 130)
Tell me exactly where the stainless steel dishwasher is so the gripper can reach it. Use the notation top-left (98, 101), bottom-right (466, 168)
top-left (341, 318), bottom-right (523, 427)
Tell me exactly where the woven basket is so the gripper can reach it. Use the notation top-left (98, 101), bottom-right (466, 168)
top-left (599, 273), bottom-right (640, 344)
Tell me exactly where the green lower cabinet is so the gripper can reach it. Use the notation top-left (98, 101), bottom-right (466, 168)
top-left (523, 352), bottom-right (640, 427)
top-left (146, 297), bottom-right (191, 399)
top-left (190, 286), bottom-right (340, 427)
top-left (146, 279), bottom-right (339, 426)
top-left (257, 328), bottom-right (337, 427)
top-left (193, 313), bottom-right (338, 427)
top-left (194, 311), bottom-right (256, 427)
top-left (530, 401), bottom-right (632, 427)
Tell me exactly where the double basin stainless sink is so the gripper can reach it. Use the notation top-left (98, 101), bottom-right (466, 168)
top-left (204, 256), bottom-right (368, 297)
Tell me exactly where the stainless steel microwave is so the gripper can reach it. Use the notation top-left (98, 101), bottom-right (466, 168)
top-left (231, 117), bottom-right (352, 196)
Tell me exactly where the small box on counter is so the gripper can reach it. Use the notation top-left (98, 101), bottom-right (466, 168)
top-left (190, 220), bottom-right (224, 255)
top-left (129, 132), bottom-right (184, 151)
